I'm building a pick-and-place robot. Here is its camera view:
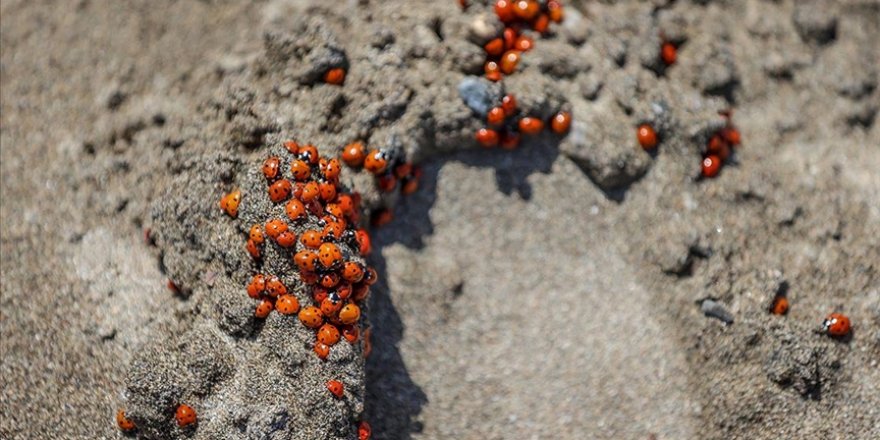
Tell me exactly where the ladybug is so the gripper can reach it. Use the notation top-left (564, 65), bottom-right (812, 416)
top-left (317, 323), bottom-right (341, 346)
top-left (487, 107), bottom-right (506, 126)
top-left (299, 306), bottom-right (324, 328)
top-left (323, 222), bottom-right (344, 241)
top-left (500, 131), bottom-right (520, 150)
top-left (341, 142), bottom-right (366, 167)
top-left (246, 239), bottom-right (261, 259)
top-left (547, 0), bottom-right (563, 22)
top-left (519, 117), bottom-right (544, 135)
top-left (637, 124), bottom-right (658, 150)
top-left (501, 94), bottom-right (517, 115)
top-left (770, 296), bottom-right (789, 315)
top-left (352, 283), bottom-right (370, 302)
top-left (362, 327), bottom-right (373, 358)
top-left (358, 421), bottom-right (372, 440)
top-left (701, 155), bottom-right (722, 178)
top-left (401, 176), bottom-right (420, 195)
top-left (364, 149), bottom-right (389, 174)
top-left (255, 298), bottom-right (274, 318)
top-left (377, 174), bottom-right (397, 192)
top-left (494, 0), bottom-right (515, 23)
top-left (116, 409), bottom-right (136, 432)
top-left (311, 286), bottom-right (329, 303)
top-left (342, 262), bottom-right (364, 283)
top-left (338, 303), bottom-right (361, 325)
top-left (823, 313), bottom-right (852, 337)
top-left (324, 68), bottom-right (346, 85)
top-left (371, 208), bottom-right (393, 227)
top-left (500, 50), bottom-right (521, 75)
top-left (318, 243), bottom-right (342, 268)
top-left (249, 224), bottom-right (265, 244)
top-left (484, 61), bottom-right (502, 82)
top-left (476, 128), bottom-right (499, 148)
top-left (336, 194), bottom-right (355, 216)
top-left (322, 158), bottom-right (341, 181)
top-left (513, 0), bottom-right (539, 20)
top-left (326, 380), bottom-right (344, 398)
top-left (362, 267), bottom-right (379, 286)
top-left (294, 250), bottom-right (319, 272)
top-left (285, 199), bottom-right (306, 221)
top-left (284, 140), bottom-right (299, 154)
top-left (276, 231), bottom-right (297, 248)
top-left (319, 181), bottom-right (338, 202)
top-left (314, 342), bottom-right (330, 360)
top-left (515, 35), bottom-right (534, 52)
top-left (495, 0), bottom-right (516, 23)
top-left (219, 189), bottom-right (241, 218)
top-left (265, 219), bottom-right (288, 239)
top-left (661, 42), bottom-right (677, 66)
top-left (321, 295), bottom-right (343, 316)
top-left (484, 38), bottom-right (504, 57)
top-left (276, 294), bottom-right (300, 315)
top-left (290, 159), bottom-right (311, 181)
top-left (265, 276), bottom-right (287, 297)
top-left (300, 181), bottom-right (320, 202)
top-left (246, 274), bottom-right (266, 299)
top-left (336, 283), bottom-right (353, 300)
top-left (550, 111), bottom-right (572, 134)
top-left (300, 230), bottom-right (323, 249)
top-left (175, 404), bottom-right (197, 427)
top-left (297, 144), bottom-right (320, 165)
top-left (342, 324), bottom-right (360, 343)
top-left (268, 179), bottom-right (293, 203)
top-left (722, 127), bottom-right (741, 146)
top-left (356, 229), bottom-right (371, 255)
top-left (262, 156), bottom-right (281, 181)
top-left (321, 272), bottom-right (341, 289)
top-left (300, 271), bottom-right (319, 285)
top-left (533, 13), bottom-right (550, 33)
top-left (393, 162), bottom-right (413, 179)
top-left (706, 134), bottom-right (731, 161)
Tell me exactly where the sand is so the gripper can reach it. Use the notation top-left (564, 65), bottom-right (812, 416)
top-left (1, 0), bottom-right (879, 439)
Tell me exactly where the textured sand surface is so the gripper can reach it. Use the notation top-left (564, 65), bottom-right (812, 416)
top-left (2, 0), bottom-right (879, 439)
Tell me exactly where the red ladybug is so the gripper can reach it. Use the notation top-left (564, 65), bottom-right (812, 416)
top-left (116, 409), bottom-right (136, 432)
top-left (823, 313), bottom-right (851, 337)
top-left (276, 295), bottom-right (300, 315)
top-left (701, 155), bottom-right (722, 178)
top-left (326, 380), bottom-right (344, 398)
top-left (255, 298), bottom-right (274, 318)
top-left (637, 124), bottom-right (658, 149)
top-left (175, 404), bottom-right (197, 427)
top-left (219, 189), bottom-right (242, 218)
top-left (358, 420), bottom-right (372, 440)
top-left (268, 179), bottom-right (292, 203)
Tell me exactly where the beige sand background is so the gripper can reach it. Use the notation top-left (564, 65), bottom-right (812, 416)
top-left (2, 0), bottom-right (879, 439)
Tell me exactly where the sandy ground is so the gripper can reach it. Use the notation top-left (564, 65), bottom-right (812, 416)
top-left (2, 0), bottom-right (879, 439)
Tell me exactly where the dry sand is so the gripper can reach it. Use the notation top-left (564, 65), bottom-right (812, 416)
top-left (2, 0), bottom-right (879, 439)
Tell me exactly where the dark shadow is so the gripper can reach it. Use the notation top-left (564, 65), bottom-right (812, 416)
top-left (364, 255), bottom-right (428, 439)
top-left (364, 138), bottom-right (560, 439)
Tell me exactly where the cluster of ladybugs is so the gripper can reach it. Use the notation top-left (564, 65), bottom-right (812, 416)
top-left (700, 114), bottom-right (741, 178)
top-left (340, 141), bottom-right (422, 227)
top-left (464, 0), bottom-right (564, 81)
top-left (634, 113), bottom-right (743, 180)
top-left (116, 404), bottom-right (196, 433)
top-left (769, 296), bottom-right (852, 338)
top-left (475, 94), bottom-right (572, 149)
top-left (228, 140), bottom-right (377, 363)
top-left (118, 140), bottom-right (380, 436)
